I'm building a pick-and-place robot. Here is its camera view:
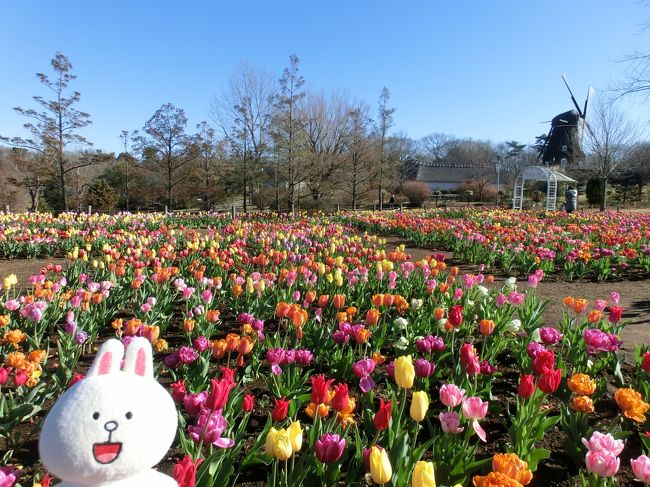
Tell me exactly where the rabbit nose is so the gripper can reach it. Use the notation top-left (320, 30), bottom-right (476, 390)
top-left (104, 421), bottom-right (118, 432)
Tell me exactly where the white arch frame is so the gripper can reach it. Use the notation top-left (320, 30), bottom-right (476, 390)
top-left (512, 166), bottom-right (577, 210)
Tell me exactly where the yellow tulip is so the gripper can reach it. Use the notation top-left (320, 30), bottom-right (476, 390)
top-left (370, 446), bottom-right (392, 485)
top-left (273, 428), bottom-right (293, 461)
top-left (265, 427), bottom-right (279, 457)
top-left (410, 391), bottom-right (430, 423)
top-left (289, 420), bottom-right (303, 453)
top-left (2, 274), bottom-right (17, 290)
top-left (412, 460), bottom-right (436, 487)
top-left (394, 355), bottom-right (415, 389)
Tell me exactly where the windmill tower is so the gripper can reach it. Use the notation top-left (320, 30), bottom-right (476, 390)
top-left (539, 75), bottom-right (593, 167)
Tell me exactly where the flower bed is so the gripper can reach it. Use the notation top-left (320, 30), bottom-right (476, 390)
top-left (0, 212), bottom-right (648, 486)
top-left (342, 209), bottom-right (650, 281)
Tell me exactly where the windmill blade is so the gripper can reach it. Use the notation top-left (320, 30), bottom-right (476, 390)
top-left (583, 86), bottom-right (594, 119)
top-left (561, 74), bottom-right (584, 117)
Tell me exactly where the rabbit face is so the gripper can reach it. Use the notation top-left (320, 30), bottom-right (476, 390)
top-left (40, 338), bottom-right (177, 485)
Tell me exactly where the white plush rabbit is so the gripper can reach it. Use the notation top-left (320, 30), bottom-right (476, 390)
top-left (40, 337), bottom-right (178, 486)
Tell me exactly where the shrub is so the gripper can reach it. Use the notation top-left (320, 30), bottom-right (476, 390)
top-left (402, 181), bottom-right (431, 207)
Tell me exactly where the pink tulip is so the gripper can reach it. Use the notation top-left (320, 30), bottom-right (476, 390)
top-left (631, 455), bottom-right (650, 484)
top-left (495, 293), bottom-right (507, 307)
top-left (315, 433), bottom-right (346, 463)
top-left (594, 299), bottom-right (607, 311)
top-left (508, 291), bottom-right (525, 306)
top-left (439, 411), bottom-right (464, 434)
top-left (462, 396), bottom-right (489, 442)
top-left (585, 449), bottom-right (620, 477)
top-left (439, 384), bottom-right (465, 408)
top-left (582, 431), bottom-right (624, 457)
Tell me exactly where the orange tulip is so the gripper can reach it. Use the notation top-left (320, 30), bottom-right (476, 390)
top-left (382, 294), bottom-right (395, 307)
top-left (28, 349), bottom-right (47, 364)
top-left (372, 352), bottom-right (386, 365)
top-left (567, 373), bottom-right (597, 396)
top-left (276, 301), bottom-right (290, 318)
top-left (237, 336), bottom-right (255, 356)
top-left (615, 388), bottom-right (650, 423)
top-left (5, 351), bottom-right (27, 368)
top-left (333, 294), bottom-right (346, 309)
top-left (305, 402), bottom-right (330, 418)
top-left (0, 315), bottom-right (11, 327)
top-left (3, 329), bottom-right (27, 347)
top-left (491, 453), bottom-right (533, 486)
top-left (317, 294), bottom-right (330, 307)
top-left (305, 290), bottom-right (316, 304)
top-left (206, 309), bottom-right (221, 323)
top-left (433, 308), bottom-right (446, 320)
top-left (183, 319), bottom-right (196, 333)
top-left (573, 299), bottom-right (588, 314)
top-left (125, 319), bottom-right (142, 336)
top-left (232, 284), bottom-right (243, 298)
top-left (479, 319), bottom-right (495, 336)
top-left (366, 308), bottom-right (381, 326)
top-left (346, 306), bottom-right (357, 317)
top-left (372, 294), bottom-right (385, 307)
top-left (587, 310), bottom-right (602, 323)
top-left (142, 325), bottom-right (160, 343)
top-left (563, 296), bottom-right (575, 308)
top-left (225, 333), bottom-right (241, 352)
top-left (473, 471), bottom-right (524, 487)
top-left (212, 339), bottom-right (227, 359)
top-left (571, 396), bottom-right (595, 413)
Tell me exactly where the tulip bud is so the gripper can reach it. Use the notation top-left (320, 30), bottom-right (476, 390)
top-left (412, 460), bottom-right (436, 487)
top-left (410, 391), bottom-right (430, 423)
top-left (273, 428), bottom-right (293, 461)
top-left (369, 446), bottom-right (392, 485)
top-left (394, 355), bottom-right (415, 389)
top-left (289, 420), bottom-right (303, 453)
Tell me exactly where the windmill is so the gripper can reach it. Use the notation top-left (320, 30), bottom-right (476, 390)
top-left (539, 75), bottom-right (593, 167)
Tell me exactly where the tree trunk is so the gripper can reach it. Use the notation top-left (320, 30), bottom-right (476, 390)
top-left (600, 177), bottom-right (607, 212)
top-left (59, 162), bottom-right (68, 211)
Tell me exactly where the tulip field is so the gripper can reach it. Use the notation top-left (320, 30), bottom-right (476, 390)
top-left (1, 210), bottom-right (650, 486)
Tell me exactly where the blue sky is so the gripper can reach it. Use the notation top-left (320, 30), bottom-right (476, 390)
top-left (1, 0), bottom-right (648, 154)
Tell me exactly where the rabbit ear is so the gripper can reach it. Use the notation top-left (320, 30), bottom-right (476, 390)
top-left (87, 339), bottom-right (124, 377)
top-left (123, 337), bottom-right (154, 378)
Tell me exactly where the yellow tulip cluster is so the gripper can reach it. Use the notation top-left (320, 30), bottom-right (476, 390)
top-left (265, 421), bottom-right (302, 461)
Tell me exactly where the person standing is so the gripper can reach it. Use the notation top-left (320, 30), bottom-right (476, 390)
top-left (565, 185), bottom-right (578, 213)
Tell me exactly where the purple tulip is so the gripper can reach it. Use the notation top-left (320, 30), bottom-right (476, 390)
top-left (315, 433), bottom-right (346, 463)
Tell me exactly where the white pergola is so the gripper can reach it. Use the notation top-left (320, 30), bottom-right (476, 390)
top-left (512, 166), bottom-right (577, 210)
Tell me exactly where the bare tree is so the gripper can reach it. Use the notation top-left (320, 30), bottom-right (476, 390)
top-left (5, 148), bottom-right (47, 211)
top-left (211, 63), bottom-right (275, 211)
top-left (0, 52), bottom-right (100, 210)
top-left (386, 132), bottom-right (418, 192)
top-left (136, 103), bottom-right (196, 209)
top-left (447, 139), bottom-right (496, 201)
top-left (301, 91), bottom-right (352, 201)
top-left (376, 87), bottom-right (395, 210)
top-left (339, 106), bottom-right (375, 210)
top-left (584, 97), bottom-right (640, 210)
top-left (272, 54), bottom-right (307, 212)
top-left (420, 132), bottom-right (457, 161)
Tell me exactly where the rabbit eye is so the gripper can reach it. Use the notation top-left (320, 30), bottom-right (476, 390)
top-left (125, 412), bottom-right (133, 420)
top-left (93, 412), bottom-right (100, 420)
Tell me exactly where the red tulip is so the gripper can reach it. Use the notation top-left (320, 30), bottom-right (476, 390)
top-left (170, 379), bottom-right (187, 403)
top-left (608, 306), bottom-right (623, 324)
top-left (460, 343), bottom-right (480, 375)
top-left (173, 454), bottom-right (203, 487)
top-left (448, 305), bottom-right (463, 328)
top-left (311, 374), bottom-right (335, 405)
top-left (518, 374), bottom-right (536, 399)
top-left (373, 398), bottom-right (392, 431)
top-left (13, 368), bottom-right (27, 387)
top-left (0, 366), bottom-right (11, 386)
top-left (243, 394), bottom-right (255, 412)
top-left (641, 352), bottom-right (650, 373)
top-left (531, 350), bottom-right (555, 375)
top-left (331, 383), bottom-right (349, 412)
top-left (272, 397), bottom-right (290, 422)
top-left (205, 377), bottom-right (235, 411)
top-left (538, 368), bottom-right (562, 394)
